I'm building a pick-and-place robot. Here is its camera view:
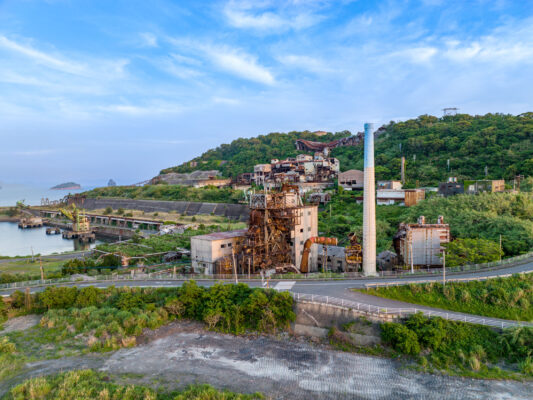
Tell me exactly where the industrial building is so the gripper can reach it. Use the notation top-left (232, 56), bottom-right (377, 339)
top-left (393, 216), bottom-right (450, 268)
top-left (377, 180), bottom-right (403, 190)
top-left (190, 185), bottom-right (319, 275)
top-left (376, 188), bottom-right (425, 206)
top-left (191, 230), bottom-right (247, 274)
top-left (338, 169), bottom-right (364, 190)
top-left (438, 177), bottom-right (464, 197)
top-left (465, 180), bottom-right (505, 194)
top-left (251, 153), bottom-right (339, 186)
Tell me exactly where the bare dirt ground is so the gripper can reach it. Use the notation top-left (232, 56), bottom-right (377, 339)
top-left (1, 320), bottom-right (531, 399)
top-left (0, 315), bottom-right (40, 334)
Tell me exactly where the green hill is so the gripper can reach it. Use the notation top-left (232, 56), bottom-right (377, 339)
top-left (160, 130), bottom-right (351, 178)
top-left (162, 113), bottom-right (533, 186)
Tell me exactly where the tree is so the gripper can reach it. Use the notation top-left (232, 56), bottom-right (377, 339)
top-left (443, 238), bottom-right (502, 267)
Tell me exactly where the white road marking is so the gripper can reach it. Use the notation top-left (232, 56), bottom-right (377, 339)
top-left (274, 281), bottom-right (295, 291)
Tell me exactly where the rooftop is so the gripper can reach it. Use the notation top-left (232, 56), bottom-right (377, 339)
top-left (192, 229), bottom-right (248, 241)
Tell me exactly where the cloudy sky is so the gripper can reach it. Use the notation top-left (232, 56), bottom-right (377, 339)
top-left (0, 0), bottom-right (532, 186)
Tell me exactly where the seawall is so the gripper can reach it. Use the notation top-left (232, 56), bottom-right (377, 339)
top-left (71, 198), bottom-right (249, 222)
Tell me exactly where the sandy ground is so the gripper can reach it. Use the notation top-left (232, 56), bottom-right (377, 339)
top-left (1, 321), bottom-right (531, 399)
top-left (0, 315), bottom-right (40, 334)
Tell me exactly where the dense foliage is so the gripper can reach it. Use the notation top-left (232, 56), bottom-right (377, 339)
top-left (381, 313), bottom-right (533, 378)
top-left (7, 282), bottom-right (295, 352)
top-left (161, 131), bottom-right (350, 178)
top-left (5, 370), bottom-right (263, 400)
top-left (333, 113), bottom-right (533, 185)
top-left (160, 113), bottom-right (532, 184)
top-left (319, 191), bottom-right (533, 257)
top-left (443, 238), bottom-right (502, 267)
top-left (82, 184), bottom-right (244, 203)
top-left (364, 273), bottom-right (533, 321)
top-left (404, 192), bottom-right (533, 255)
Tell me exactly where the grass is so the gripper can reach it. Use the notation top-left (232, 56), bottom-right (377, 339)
top-left (3, 369), bottom-right (264, 399)
top-left (379, 313), bottom-right (533, 380)
top-left (357, 273), bottom-right (533, 321)
top-left (0, 259), bottom-right (64, 275)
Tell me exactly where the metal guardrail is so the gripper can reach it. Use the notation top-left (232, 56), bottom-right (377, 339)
top-left (291, 292), bottom-right (533, 329)
top-left (1, 252), bottom-right (533, 291)
top-left (364, 270), bottom-right (533, 289)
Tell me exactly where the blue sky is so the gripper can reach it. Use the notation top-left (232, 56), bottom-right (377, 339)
top-left (0, 0), bottom-right (532, 186)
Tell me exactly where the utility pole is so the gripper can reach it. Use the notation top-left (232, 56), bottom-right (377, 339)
top-left (442, 250), bottom-right (446, 286)
top-left (410, 242), bottom-right (414, 274)
top-left (231, 248), bottom-right (238, 284)
top-left (499, 235), bottom-right (502, 261)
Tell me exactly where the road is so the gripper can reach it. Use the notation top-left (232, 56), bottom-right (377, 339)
top-left (4, 259), bottom-right (532, 327)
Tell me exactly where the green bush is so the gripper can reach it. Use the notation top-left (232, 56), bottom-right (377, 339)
top-left (364, 273), bottom-right (533, 321)
top-left (381, 322), bottom-right (420, 355)
top-left (5, 370), bottom-right (263, 400)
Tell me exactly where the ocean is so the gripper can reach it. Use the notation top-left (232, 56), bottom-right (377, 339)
top-left (0, 183), bottom-right (87, 207)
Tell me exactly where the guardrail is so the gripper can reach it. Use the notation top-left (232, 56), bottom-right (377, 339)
top-left (291, 292), bottom-right (533, 329)
top-left (364, 270), bottom-right (533, 289)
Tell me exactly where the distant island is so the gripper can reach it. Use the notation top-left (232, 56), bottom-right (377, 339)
top-left (50, 182), bottom-right (81, 190)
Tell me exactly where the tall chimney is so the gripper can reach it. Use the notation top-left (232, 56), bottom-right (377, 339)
top-left (363, 123), bottom-right (377, 276)
top-left (401, 156), bottom-right (406, 185)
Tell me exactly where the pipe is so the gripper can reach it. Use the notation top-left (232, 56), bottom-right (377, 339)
top-left (300, 236), bottom-right (338, 273)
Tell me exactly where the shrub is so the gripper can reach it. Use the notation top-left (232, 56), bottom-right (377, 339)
top-left (103, 206), bottom-right (113, 215)
top-left (381, 322), bottom-right (420, 355)
top-left (38, 287), bottom-right (78, 310)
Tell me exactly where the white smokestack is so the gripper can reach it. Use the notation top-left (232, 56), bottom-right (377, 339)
top-left (363, 122), bottom-right (377, 276)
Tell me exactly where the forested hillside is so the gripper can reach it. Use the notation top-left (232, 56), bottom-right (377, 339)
top-left (333, 113), bottom-right (533, 185)
top-left (160, 131), bottom-right (351, 177)
top-left (162, 113), bottom-right (533, 185)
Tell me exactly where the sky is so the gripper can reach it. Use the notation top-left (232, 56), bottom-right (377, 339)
top-left (0, 0), bottom-right (532, 187)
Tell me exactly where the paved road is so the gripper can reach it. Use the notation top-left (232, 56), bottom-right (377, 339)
top-left (4, 259), bottom-right (532, 327)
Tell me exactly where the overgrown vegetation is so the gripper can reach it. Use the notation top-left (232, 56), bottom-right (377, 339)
top-left (82, 185), bottom-right (245, 203)
top-left (362, 273), bottom-right (533, 321)
top-left (333, 113), bottom-right (533, 185)
top-left (381, 313), bottom-right (533, 379)
top-left (4, 369), bottom-right (263, 399)
top-left (160, 114), bottom-right (532, 184)
top-left (161, 130), bottom-right (350, 178)
top-left (443, 238), bottom-right (502, 267)
top-left (5, 282), bottom-right (295, 353)
top-left (320, 191), bottom-right (533, 257)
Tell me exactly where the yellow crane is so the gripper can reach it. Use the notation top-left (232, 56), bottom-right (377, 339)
top-left (59, 204), bottom-right (91, 233)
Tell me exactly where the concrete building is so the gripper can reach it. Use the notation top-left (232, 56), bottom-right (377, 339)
top-left (377, 180), bottom-right (403, 190)
top-left (339, 169), bottom-right (364, 191)
top-left (376, 189), bottom-right (425, 206)
top-left (438, 177), bottom-right (464, 197)
top-left (252, 153), bottom-right (339, 186)
top-left (194, 178), bottom-right (232, 188)
top-left (394, 216), bottom-right (450, 268)
top-left (465, 180), bottom-right (505, 194)
top-left (317, 245), bottom-right (346, 272)
top-left (155, 170), bottom-right (222, 186)
top-left (191, 229), bottom-right (248, 274)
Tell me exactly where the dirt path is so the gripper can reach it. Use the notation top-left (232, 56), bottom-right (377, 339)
top-left (1, 321), bottom-right (531, 399)
top-left (0, 315), bottom-right (40, 334)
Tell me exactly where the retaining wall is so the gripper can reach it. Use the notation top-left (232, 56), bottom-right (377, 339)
top-left (293, 301), bottom-right (386, 345)
top-left (72, 198), bottom-right (249, 222)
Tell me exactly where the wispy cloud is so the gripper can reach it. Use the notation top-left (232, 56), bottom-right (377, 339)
top-left (139, 32), bottom-right (158, 48)
top-left (0, 35), bottom-right (86, 75)
top-left (223, 0), bottom-right (324, 32)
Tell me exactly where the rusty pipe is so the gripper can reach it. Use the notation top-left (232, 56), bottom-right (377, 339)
top-left (300, 236), bottom-right (338, 273)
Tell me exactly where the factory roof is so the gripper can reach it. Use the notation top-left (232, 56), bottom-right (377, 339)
top-left (192, 229), bottom-right (247, 241)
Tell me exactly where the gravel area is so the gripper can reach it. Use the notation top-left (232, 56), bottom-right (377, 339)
top-left (0, 315), bottom-right (40, 334)
top-left (2, 321), bottom-right (530, 399)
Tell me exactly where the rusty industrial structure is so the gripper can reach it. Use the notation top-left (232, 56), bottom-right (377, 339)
top-left (394, 216), bottom-right (450, 268)
top-left (59, 204), bottom-right (96, 243)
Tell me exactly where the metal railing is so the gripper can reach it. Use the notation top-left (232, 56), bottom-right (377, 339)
top-left (365, 270), bottom-right (533, 289)
top-left (291, 292), bottom-right (533, 329)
